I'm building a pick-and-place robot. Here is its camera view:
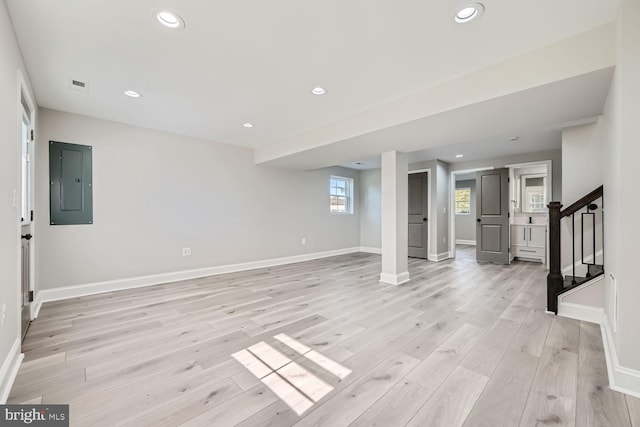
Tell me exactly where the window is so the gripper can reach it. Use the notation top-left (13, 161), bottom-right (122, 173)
top-left (455, 187), bottom-right (471, 215)
top-left (330, 176), bottom-right (353, 214)
top-left (522, 176), bottom-right (546, 213)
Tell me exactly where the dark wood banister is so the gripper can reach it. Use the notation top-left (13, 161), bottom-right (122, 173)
top-left (547, 185), bottom-right (604, 313)
top-left (560, 185), bottom-right (603, 218)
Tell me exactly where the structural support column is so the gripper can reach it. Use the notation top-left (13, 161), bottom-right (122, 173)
top-left (380, 151), bottom-right (410, 285)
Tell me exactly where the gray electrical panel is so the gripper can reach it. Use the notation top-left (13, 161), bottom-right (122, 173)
top-left (49, 141), bottom-right (93, 225)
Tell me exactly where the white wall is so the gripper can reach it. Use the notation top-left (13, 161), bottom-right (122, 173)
top-left (602, 0), bottom-right (640, 378)
top-left (359, 169), bottom-right (381, 250)
top-left (0, 0), bottom-right (36, 397)
top-left (455, 180), bottom-right (476, 242)
top-left (34, 109), bottom-right (360, 290)
top-left (562, 123), bottom-right (604, 204)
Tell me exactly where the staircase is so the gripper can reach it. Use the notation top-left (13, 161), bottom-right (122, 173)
top-left (547, 186), bottom-right (604, 313)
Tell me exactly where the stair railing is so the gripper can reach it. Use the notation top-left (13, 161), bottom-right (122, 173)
top-left (547, 185), bottom-right (604, 313)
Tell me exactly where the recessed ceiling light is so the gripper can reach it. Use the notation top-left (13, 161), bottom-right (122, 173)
top-left (509, 136), bottom-right (520, 142)
top-left (454, 3), bottom-right (484, 23)
top-left (311, 87), bottom-right (327, 95)
top-left (456, 154), bottom-right (464, 158)
top-left (124, 90), bottom-right (142, 98)
top-left (155, 10), bottom-right (185, 29)
top-left (242, 122), bottom-right (254, 128)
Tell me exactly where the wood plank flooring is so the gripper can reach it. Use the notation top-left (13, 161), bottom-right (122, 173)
top-left (10, 246), bottom-right (639, 426)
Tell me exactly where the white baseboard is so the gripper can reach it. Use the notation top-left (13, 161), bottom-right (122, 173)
top-left (455, 239), bottom-right (476, 246)
top-left (36, 247), bottom-right (362, 308)
top-left (429, 252), bottom-right (451, 262)
top-left (557, 302), bottom-right (603, 324)
top-left (359, 246), bottom-right (382, 254)
top-left (379, 271), bottom-right (411, 286)
top-left (601, 315), bottom-right (640, 398)
top-left (0, 338), bottom-right (24, 404)
top-left (32, 292), bottom-right (43, 320)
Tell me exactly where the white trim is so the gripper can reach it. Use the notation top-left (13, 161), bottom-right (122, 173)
top-left (557, 302), bottom-right (603, 324)
top-left (601, 315), bottom-right (640, 398)
top-left (451, 167), bottom-right (495, 174)
top-left (35, 247), bottom-right (362, 306)
top-left (0, 338), bottom-right (23, 404)
top-left (505, 160), bottom-right (552, 169)
top-left (429, 251), bottom-right (451, 262)
top-left (379, 271), bottom-right (411, 286)
top-left (32, 291), bottom-right (43, 320)
top-left (557, 275), bottom-right (604, 299)
top-left (408, 168), bottom-right (430, 174)
top-left (455, 239), bottom-right (476, 246)
top-left (359, 246), bottom-right (382, 254)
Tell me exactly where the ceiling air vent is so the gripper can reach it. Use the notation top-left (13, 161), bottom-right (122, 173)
top-left (69, 78), bottom-right (89, 93)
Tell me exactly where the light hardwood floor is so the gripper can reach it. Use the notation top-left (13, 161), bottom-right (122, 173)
top-left (10, 246), bottom-right (640, 426)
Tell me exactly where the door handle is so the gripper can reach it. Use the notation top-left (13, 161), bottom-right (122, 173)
top-left (423, 218), bottom-right (427, 222)
top-left (476, 218), bottom-right (481, 223)
top-left (21, 234), bottom-right (32, 241)
top-left (529, 228), bottom-right (532, 241)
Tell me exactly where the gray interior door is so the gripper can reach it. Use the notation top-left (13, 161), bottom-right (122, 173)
top-left (476, 168), bottom-right (510, 264)
top-left (408, 172), bottom-right (428, 259)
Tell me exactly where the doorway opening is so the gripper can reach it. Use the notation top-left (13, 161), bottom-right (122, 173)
top-left (506, 160), bottom-right (552, 268)
top-left (448, 167), bottom-right (493, 260)
top-left (18, 71), bottom-right (36, 340)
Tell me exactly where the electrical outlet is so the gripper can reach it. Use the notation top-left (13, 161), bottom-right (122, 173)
top-left (182, 248), bottom-right (191, 257)
top-left (301, 238), bottom-right (306, 245)
top-left (1, 303), bottom-right (6, 326)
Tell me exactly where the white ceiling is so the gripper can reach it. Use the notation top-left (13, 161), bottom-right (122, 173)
top-left (6, 0), bottom-right (621, 158)
top-left (266, 67), bottom-right (613, 170)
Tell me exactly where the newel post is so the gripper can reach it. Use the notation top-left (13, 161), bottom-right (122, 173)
top-left (547, 201), bottom-right (563, 313)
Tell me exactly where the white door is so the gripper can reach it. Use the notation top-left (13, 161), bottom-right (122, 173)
top-left (20, 93), bottom-right (34, 340)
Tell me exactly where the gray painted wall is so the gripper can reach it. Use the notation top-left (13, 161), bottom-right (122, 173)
top-left (0, 1), bottom-right (37, 378)
top-left (34, 109), bottom-right (361, 290)
top-left (359, 169), bottom-right (381, 249)
top-left (455, 180), bottom-right (476, 242)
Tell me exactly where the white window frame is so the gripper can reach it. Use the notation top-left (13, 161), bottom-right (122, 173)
top-left (329, 176), bottom-right (354, 215)
top-left (455, 187), bottom-right (471, 215)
